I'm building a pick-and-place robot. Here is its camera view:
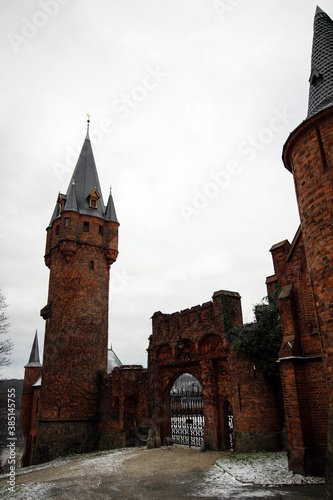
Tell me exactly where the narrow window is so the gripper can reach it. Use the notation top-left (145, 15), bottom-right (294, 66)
top-left (316, 128), bottom-right (328, 172)
top-left (90, 260), bottom-right (94, 270)
top-left (55, 225), bottom-right (59, 235)
top-left (83, 221), bottom-right (89, 232)
top-left (65, 218), bottom-right (69, 227)
top-left (99, 225), bottom-right (104, 235)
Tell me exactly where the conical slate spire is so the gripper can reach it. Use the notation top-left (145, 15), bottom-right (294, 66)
top-left (105, 187), bottom-right (118, 223)
top-left (48, 119), bottom-right (118, 226)
top-left (25, 331), bottom-right (41, 367)
top-left (307, 7), bottom-right (333, 117)
top-left (66, 135), bottom-right (105, 218)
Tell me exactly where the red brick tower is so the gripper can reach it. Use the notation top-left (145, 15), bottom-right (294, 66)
top-left (20, 331), bottom-right (42, 467)
top-left (282, 7), bottom-right (333, 490)
top-left (33, 119), bottom-right (119, 464)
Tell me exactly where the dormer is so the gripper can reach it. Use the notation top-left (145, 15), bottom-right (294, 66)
top-left (89, 189), bottom-right (100, 209)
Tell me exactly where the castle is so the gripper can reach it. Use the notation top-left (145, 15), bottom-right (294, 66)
top-left (21, 6), bottom-right (333, 495)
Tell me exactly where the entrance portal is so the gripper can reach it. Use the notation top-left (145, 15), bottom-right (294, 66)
top-left (169, 374), bottom-right (204, 447)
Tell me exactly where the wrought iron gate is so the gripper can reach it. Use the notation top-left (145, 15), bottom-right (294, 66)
top-left (169, 388), bottom-right (204, 447)
top-left (228, 405), bottom-right (234, 449)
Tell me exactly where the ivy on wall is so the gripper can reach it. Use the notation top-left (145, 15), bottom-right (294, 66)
top-left (224, 286), bottom-right (283, 411)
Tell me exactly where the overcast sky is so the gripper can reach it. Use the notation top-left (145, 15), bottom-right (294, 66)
top-left (1, 0), bottom-right (330, 379)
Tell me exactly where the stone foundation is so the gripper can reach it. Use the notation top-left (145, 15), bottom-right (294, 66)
top-left (235, 430), bottom-right (282, 453)
top-left (32, 419), bottom-right (98, 465)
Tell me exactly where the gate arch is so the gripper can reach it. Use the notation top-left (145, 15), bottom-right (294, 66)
top-left (169, 374), bottom-right (204, 447)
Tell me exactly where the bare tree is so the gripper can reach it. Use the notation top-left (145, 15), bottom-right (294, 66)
top-left (0, 290), bottom-right (12, 369)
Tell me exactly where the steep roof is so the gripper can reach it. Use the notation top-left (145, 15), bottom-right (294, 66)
top-left (49, 122), bottom-right (118, 226)
top-left (25, 331), bottom-right (42, 368)
top-left (107, 347), bottom-right (122, 373)
top-left (65, 130), bottom-right (105, 218)
top-left (307, 6), bottom-right (333, 117)
top-left (105, 188), bottom-right (118, 223)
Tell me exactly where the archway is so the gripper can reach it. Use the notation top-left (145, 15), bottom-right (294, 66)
top-left (169, 374), bottom-right (204, 447)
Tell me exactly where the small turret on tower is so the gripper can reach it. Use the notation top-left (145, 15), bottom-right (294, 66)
top-left (20, 331), bottom-right (42, 467)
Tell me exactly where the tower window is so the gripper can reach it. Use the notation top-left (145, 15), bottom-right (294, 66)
top-left (309, 68), bottom-right (322, 86)
top-left (65, 218), bottom-right (69, 227)
top-left (99, 225), bottom-right (104, 235)
top-left (90, 260), bottom-right (94, 270)
top-left (55, 225), bottom-right (59, 235)
top-left (83, 222), bottom-right (89, 232)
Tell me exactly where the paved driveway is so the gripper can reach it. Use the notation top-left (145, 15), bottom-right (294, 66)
top-left (0, 446), bottom-right (325, 499)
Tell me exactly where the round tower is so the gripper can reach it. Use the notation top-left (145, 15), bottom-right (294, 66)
top-left (282, 8), bottom-right (333, 492)
top-left (34, 121), bottom-right (119, 464)
top-left (282, 7), bottom-right (333, 396)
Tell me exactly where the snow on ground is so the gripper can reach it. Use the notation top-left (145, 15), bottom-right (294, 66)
top-left (197, 451), bottom-right (324, 499)
top-left (214, 451), bottom-right (324, 486)
top-left (0, 448), bottom-right (325, 499)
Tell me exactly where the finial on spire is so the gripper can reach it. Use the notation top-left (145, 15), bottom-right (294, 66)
top-left (86, 113), bottom-right (90, 139)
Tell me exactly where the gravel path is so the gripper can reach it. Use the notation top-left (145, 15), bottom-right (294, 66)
top-left (0, 446), bottom-right (325, 499)
top-left (0, 446), bottom-right (225, 499)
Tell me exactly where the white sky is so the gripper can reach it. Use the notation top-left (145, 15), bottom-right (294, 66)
top-left (1, 0), bottom-right (330, 379)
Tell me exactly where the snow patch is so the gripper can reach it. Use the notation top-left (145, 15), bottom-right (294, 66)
top-left (197, 451), bottom-right (324, 498)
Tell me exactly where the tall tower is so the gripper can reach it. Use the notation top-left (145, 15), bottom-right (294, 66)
top-left (33, 119), bottom-right (119, 464)
top-left (282, 7), bottom-right (333, 491)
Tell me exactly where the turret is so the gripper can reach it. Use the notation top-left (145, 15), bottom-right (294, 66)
top-left (281, 6), bottom-right (333, 486)
top-left (282, 7), bottom-right (333, 381)
top-left (20, 331), bottom-right (42, 467)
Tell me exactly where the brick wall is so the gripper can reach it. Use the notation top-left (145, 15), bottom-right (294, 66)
top-left (32, 208), bottom-right (119, 464)
top-left (268, 226), bottom-right (329, 475)
top-left (20, 367), bottom-right (41, 467)
top-left (146, 290), bottom-right (282, 451)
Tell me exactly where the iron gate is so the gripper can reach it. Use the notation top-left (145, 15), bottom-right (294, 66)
top-left (169, 388), bottom-right (204, 447)
top-left (228, 405), bottom-right (234, 449)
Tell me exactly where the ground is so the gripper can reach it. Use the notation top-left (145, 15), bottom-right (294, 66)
top-left (0, 446), bottom-right (325, 499)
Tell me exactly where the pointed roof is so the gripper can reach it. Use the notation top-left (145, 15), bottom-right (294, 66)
top-left (66, 131), bottom-right (106, 218)
top-left (48, 119), bottom-right (119, 226)
top-left (307, 7), bottom-right (333, 117)
top-left (105, 187), bottom-right (118, 223)
top-left (107, 346), bottom-right (122, 373)
top-left (25, 331), bottom-right (41, 368)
